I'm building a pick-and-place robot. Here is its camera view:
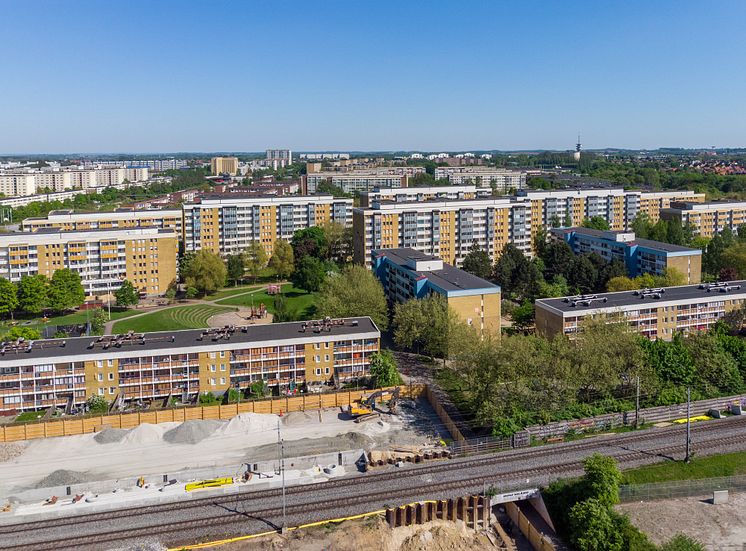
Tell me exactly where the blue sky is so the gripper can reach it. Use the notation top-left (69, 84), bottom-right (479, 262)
top-left (1, 0), bottom-right (744, 153)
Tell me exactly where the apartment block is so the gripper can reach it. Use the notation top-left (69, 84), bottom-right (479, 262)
top-left (0, 175), bottom-right (35, 197)
top-left (265, 149), bottom-right (293, 169)
top-left (210, 157), bottom-right (239, 176)
top-left (660, 201), bottom-right (746, 238)
top-left (183, 195), bottom-right (353, 257)
top-left (0, 317), bottom-right (380, 414)
top-left (358, 185), bottom-right (491, 207)
top-left (373, 248), bottom-right (501, 336)
top-left (303, 168), bottom-right (423, 194)
top-left (535, 281), bottom-right (746, 340)
top-left (21, 208), bottom-right (182, 235)
top-left (551, 227), bottom-right (702, 284)
top-left (0, 228), bottom-right (178, 297)
top-left (353, 198), bottom-right (532, 268)
top-left (517, 189), bottom-right (705, 233)
top-left (434, 167), bottom-right (527, 192)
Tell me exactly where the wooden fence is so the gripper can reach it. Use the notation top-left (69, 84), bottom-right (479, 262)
top-left (0, 384), bottom-right (426, 443)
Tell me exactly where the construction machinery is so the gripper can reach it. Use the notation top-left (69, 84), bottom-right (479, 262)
top-left (347, 388), bottom-right (400, 418)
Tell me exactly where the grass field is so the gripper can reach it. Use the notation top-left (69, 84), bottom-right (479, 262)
top-left (215, 283), bottom-right (316, 319)
top-left (1, 308), bottom-right (141, 336)
top-left (111, 304), bottom-right (238, 333)
top-left (621, 451), bottom-right (746, 485)
top-left (209, 285), bottom-right (262, 300)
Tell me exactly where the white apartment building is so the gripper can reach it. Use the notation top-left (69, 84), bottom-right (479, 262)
top-left (358, 185), bottom-right (491, 207)
top-left (303, 167), bottom-right (425, 194)
top-left (183, 195), bottom-right (353, 257)
top-left (0, 168), bottom-right (149, 195)
top-left (0, 175), bottom-right (36, 197)
top-left (265, 149), bottom-right (293, 169)
top-left (434, 167), bottom-right (527, 192)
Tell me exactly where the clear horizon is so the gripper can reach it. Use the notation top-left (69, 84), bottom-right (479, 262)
top-left (2, 0), bottom-right (744, 154)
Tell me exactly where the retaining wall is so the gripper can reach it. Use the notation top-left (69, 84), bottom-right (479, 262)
top-left (505, 501), bottom-right (556, 551)
top-left (525, 394), bottom-right (746, 440)
top-left (0, 385), bottom-right (426, 443)
top-left (425, 384), bottom-right (465, 442)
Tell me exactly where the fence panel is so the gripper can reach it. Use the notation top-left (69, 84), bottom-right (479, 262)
top-left (619, 475), bottom-right (746, 502)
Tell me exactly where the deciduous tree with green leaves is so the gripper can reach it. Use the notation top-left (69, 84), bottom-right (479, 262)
top-left (0, 277), bottom-right (18, 318)
top-left (48, 268), bottom-right (85, 312)
top-left (182, 250), bottom-right (227, 296)
top-left (461, 244), bottom-right (492, 280)
top-left (226, 254), bottom-right (245, 285)
top-left (291, 256), bottom-right (329, 292)
top-left (243, 241), bottom-right (267, 283)
top-left (315, 265), bottom-right (389, 330)
top-left (114, 280), bottom-right (139, 308)
top-left (268, 239), bottom-right (295, 280)
top-left (582, 216), bottom-right (611, 231)
top-left (17, 274), bottom-right (48, 314)
top-left (368, 350), bottom-right (403, 387)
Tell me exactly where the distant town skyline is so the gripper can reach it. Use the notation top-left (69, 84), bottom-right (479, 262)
top-left (1, 0), bottom-right (744, 154)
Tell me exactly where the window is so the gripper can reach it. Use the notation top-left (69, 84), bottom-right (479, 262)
top-left (325, 367), bottom-right (330, 375)
top-left (314, 343), bottom-right (320, 350)
top-left (109, 387), bottom-right (115, 395)
top-left (210, 365), bottom-right (216, 372)
top-left (324, 342), bottom-right (329, 349)
top-left (220, 364), bottom-right (226, 371)
top-left (108, 373), bottom-right (114, 381)
top-left (98, 388), bottom-right (104, 395)
top-left (210, 378), bottom-right (216, 386)
top-left (97, 373), bottom-right (103, 382)
top-left (220, 351), bottom-right (225, 358)
top-left (220, 377), bottom-right (226, 385)
top-left (325, 354), bottom-right (330, 362)
top-left (209, 352), bottom-right (216, 359)
top-left (315, 355), bottom-right (320, 362)
top-left (96, 360), bottom-right (103, 368)
top-left (315, 368), bottom-right (321, 375)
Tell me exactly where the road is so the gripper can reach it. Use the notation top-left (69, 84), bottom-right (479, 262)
top-left (4, 414), bottom-right (746, 550)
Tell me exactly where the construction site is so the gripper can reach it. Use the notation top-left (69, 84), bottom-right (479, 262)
top-left (0, 390), bottom-right (451, 517)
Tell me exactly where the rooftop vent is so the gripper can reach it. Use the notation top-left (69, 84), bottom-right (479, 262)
top-left (634, 288), bottom-right (666, 299)
top-left (700, 281), bottom-right (742, 293)
top-left (569, 297), bottom-right (608, 307)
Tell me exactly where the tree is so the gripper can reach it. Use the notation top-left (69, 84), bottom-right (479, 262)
top-left (721, 242), bottom-right (746, 278)
top-left (461, 244), bottom-right (492, 280)
top-left (659, 535), bottom-right (705, 551)
top-left (606, 276), bottom-right (638, 292)
top-left (291, 227), bottom-right (327, 262)
top-left (493, 244), bottom-right (541, 299)
top-left (315, 265), bottom-right (389, 330)
top-left (114, 280), bottom-right (139, 308)
top-left (581, 454), bottom-right (621, 507)
top-left (0, 278), bottom-right (18, 318)
top-left (87, 395), bottom-right (109, 414)
top-left (1, 326), bottom-right (41, 341)
top-left (537, 274), bottom-right (570, 298)
top-left (368, 350), bottom-right (403, 387)
top-left (631, 213), bottom-right (652, 239)
top-left (568, 255), bottom-right (599, 294)
top-left (323, 221), bottom-right (352, 264)
top-left (272, 293), bottom-right (294, 322)
top-left (582, 216), bottom-right (611, 231)
top-left (182, 250), bottom-right (227, 296)
top-left (243, 241), bottom-right (267, 283)
top-left (291, 256), bottom-right (328, 292)
top-left (269, 239), bottom-right (295, 280)
top-left (17, 274), bottom-right (48, 314)
top-left (48, 268), bottom-right (85, 312)
top-left (569, 498), bottom-right (623, 551)
top-left (226, 254), bottom-right (245, 285)
top-left (510, 300), bottom-right (535, 332)
top-left (90, 307), bottom-right (108, 335)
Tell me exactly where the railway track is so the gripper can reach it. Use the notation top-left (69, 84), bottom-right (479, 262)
top-left (4, 418), bottom-right (746, 551)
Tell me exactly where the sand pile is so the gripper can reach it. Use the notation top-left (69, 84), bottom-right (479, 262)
top-left (163, 420), bottom-right (225, 445)
top-left (33, 469), bottom-right (89, 489)
top-left (0, 442), bottom-right (26, 462)
top-left (121, 423), bottom-right (164, 445)
top-left (282, 411), bottom-right (319, 427)
top-left (94, 428), bottom-right (128, 444)
top-left (218, 413), bottom-right (279, 436)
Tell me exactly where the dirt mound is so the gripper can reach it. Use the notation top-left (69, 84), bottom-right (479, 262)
top-left (94, 428), bottom-right (128, 444)
top-left (282, 411), bottom-right (318, 427)
top-left (163, 420), bottom-right (225, 445)
top-left (0, 442), bottom-right (26, 462)
top-left (121, 423), bottom-right (164, 445)
top-left (219, 413), bottom-right (278, 436)
top-left (33, 469), bottom-right (89, 489)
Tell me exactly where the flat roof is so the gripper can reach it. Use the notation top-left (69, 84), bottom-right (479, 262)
top-left (375, 248), bottom-right (500, 295)
top-left (0, 317), bottom-right (379, 367)
top-left (536, 281), bottom-right (746, 316)
top-left (552, 227), bottom-right (700, 254)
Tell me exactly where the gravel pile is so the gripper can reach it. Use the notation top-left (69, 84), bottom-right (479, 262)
top-left (33, 469), bottom-right (89, 489)
top-left (282, 411), bottom-right (319, 427)
top-left (245, 432), bottom-right (375, 462)
top-left (94, 428), bottom-right (128, 444)
top-left (163, 420), bottom-right (225, 445)
top-left (0, 442), bottom-right (26, 462)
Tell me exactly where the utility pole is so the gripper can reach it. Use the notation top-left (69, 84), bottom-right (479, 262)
top-left (685, 386), bottom-right (692, 463)
top-left (277, 418), bottom-right (287, 533)
top-left (635, 376), bottom-right (640, 429)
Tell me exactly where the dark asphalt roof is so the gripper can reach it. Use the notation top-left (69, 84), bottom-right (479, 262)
top-left (536, 281), bottom-right (746, 314)
top-left (375, 248), bottom-right (499, 293)
top-left (552, 227), bottom-right (700, 253)
top-left (0, 317), bottom-right (379, 364)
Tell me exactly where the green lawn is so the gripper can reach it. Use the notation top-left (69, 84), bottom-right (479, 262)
top-left (215, 283), bottom-right (317, 319)
top-left (14, 411), bottom-right (46, 423)
top-left (210, 284), bottom-right (262, 300)
top-left (111, 304), bottom-right (238, 333)
top-left (621, 451), bottom-right (746, 485)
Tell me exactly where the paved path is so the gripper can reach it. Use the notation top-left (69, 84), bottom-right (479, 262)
top-left (102, 284), bottom-right (280, 334)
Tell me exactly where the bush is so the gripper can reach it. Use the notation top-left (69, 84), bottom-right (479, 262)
top-left (87, 395), bottom-right (109, 414)
top-left (660, 535), bottom-right (705, 551)
top-left (198, 392), bottom-right (219, 405)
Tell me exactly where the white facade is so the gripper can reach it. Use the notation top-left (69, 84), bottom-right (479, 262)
top-left (434, 167), bottom-right (527, 192)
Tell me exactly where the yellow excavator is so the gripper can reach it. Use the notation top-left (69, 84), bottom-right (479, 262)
top-left (348, 388), bottom-right (400, 417)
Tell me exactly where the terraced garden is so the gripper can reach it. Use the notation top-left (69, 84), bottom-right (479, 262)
top-left (215, 283), bottom-right (316, 319)
top-left (110, 304), bottom-right (238, 333)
